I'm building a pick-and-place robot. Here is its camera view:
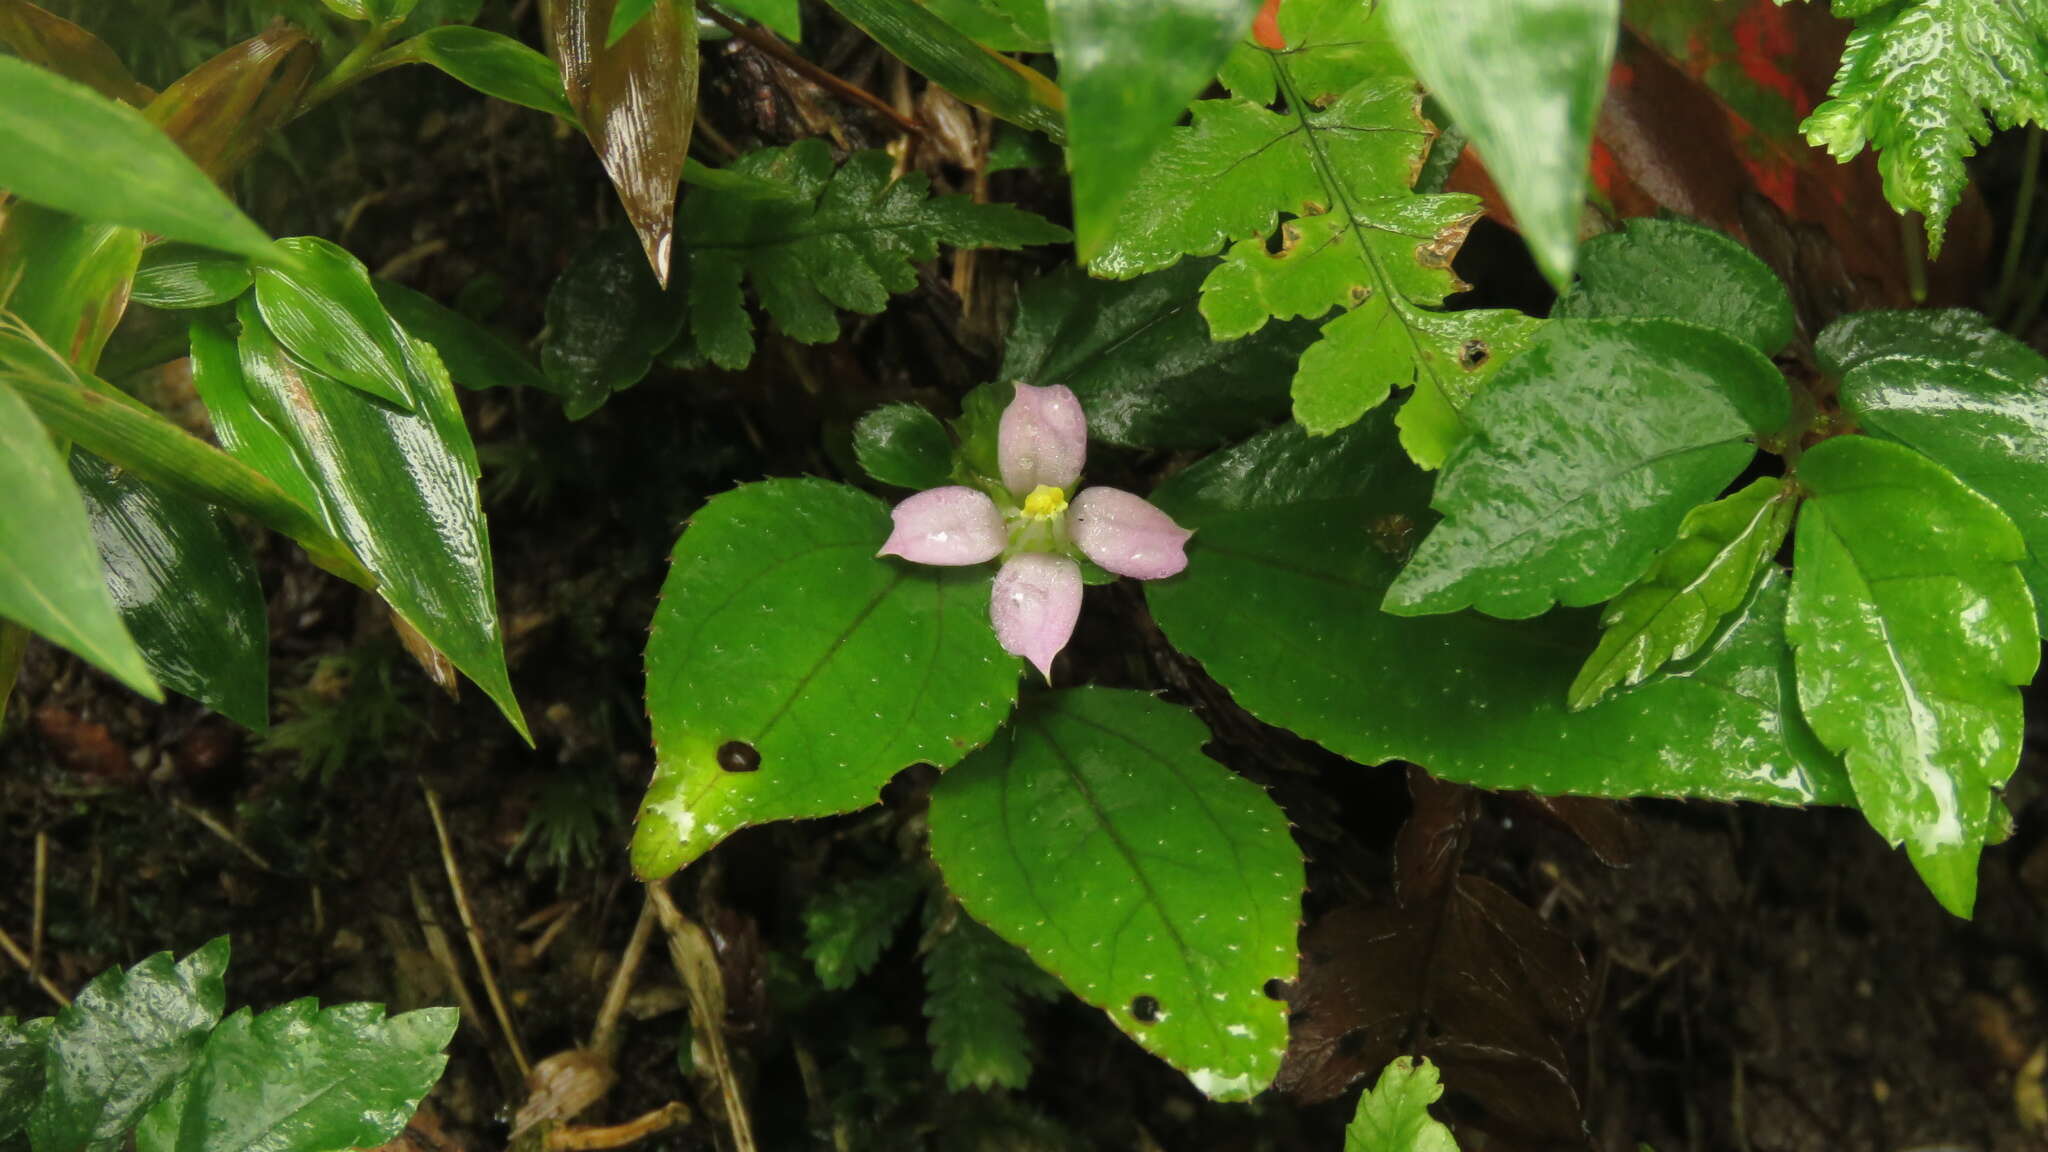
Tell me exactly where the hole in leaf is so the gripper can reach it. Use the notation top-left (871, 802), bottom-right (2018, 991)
top-left (1459, 339), bottom-right (1490, 369)
top-left (1130, 994), bottom-right (1161, 1024)
top-left (717, 740), bottom-right (761, 772)
top-left (1264, 978), bottom-right (1292, 1002)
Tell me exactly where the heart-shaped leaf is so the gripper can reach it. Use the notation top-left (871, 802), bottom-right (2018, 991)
top-left (928, 687), bottom-right (1303, 1102)
top-left (1787, 435), bottom-right (2039, 918)
top-left (635, 479), bottom-right (1018, 879)
top-left (1386, 318), bottom-right (1787, 619)
top-left (1144, 412), bottom-right (1850, 806)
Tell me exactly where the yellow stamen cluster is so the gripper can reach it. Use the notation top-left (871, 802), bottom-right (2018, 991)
top-left (1021, 484), bottom-right (1068, 521)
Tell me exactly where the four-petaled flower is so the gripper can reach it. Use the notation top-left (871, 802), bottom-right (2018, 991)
top-left (878, 383), bottom-right (1193, 680)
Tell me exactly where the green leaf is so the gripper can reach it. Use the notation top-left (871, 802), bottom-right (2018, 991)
top-left (28, 938), bottom-right (229, 1152)
top-left (927, 688), bottom-right (1303, 1102)
top-left (1380, 308), bottom-right (1543, 470)
top-left (232, 300), bottom-right (528, 739)
top-left (251, 237), bottom-right (418, 410)
top-left (854, 403), bottom-right (956, 490)
top-left (1552, 217), bottom-right (1794, 356)
top-left (1787, 435), bottom-right (2039, 918)
top-left (1382, 0), bottom-right (1615, 289)
top-left (374, 26), bottom-right (577, 123)
top-left (1144, 412), bottom-right (1850, 806)
top-left (803, 869), bottom-right (924, 989)
top-left (1046, 0), bottom-right (1258, 261)
top-left (633, 479), bottom-right (1018, 879)
top-left (373, 279), bottom-right (558, 395)
top-left (133, 1001), bottom-right (455, 1152)
top-left (714, 0), bottom-right (805, 38)
top-left (998, 262), bottom-right (1317, 450)
top-left (0, 0), bottom-right (150, 104)
top-left (0, 205), bottom-right (141, 371)
top-left (71, 454), bottom-right (268, 730)
top-left (1092, 3), bottom-right (1525, 448)
top-left (1568, 477), bottom-right (1794, 711)
top-left (820, 0), bottom-right (1067, 141)
top-left (540, 230), bottom-right (681, 418)
top-left (922, 0), bottom-right (1050, 50)
top-left (1843, 356), bottom-right (2048, 630)
top-left (1343, 1057), bottom-right (1459, 1152)
top-left (1816, 307), bottom-right (2048, 384)
top-left (0, 1018), bottom-right (53, 1142)
top-left (0, 383), bottom-right (156, 699)
top-left (0, 319), bottom-right (361, 587)
top-left (0, 57), bottom-right (272, 259)
top-left (921, 909), bottom-right (1061, 1092)
top-left (673, 141), bottom-right (1068, 370)
top-left (1386, 319), bottom-right (1788, 619)
top-left (1800, 0), bottom-right (2048, 253)
top-left (132, 245), bottom-right (251, 311)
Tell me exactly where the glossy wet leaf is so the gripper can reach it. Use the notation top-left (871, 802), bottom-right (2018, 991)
top-left (1569, 477), bottom-right (1794, 711)
top-left (232, 301), bottom-right (527, 738)
top-left (1344, 1058), bottom-right (1458, 1152)
top-left (0, 0), bottom-right (148, 104)
top-left (376, 26), bottom-right (576, 123)
top-left (820, 0), bottom-right (1066, 141)
top-left (921, 909), bottom-right (1062, 1091)
top-left (0, 383), bottom-right (155, 700)
top-left (854, 403), bottom-right (955, 490)
top-left (540, 230), bottom-right (680, 417)
top-left (1379, 308), bottom-right (1544, 471)
top-left (1046, 0), bottom-right (1258, 260)
top-left (1843, 357), bottom-right (2048, 630)
top-left (70, 455), bottom-right (267, 730)
top-left (1387, 319), bottom-right (1788, 619)
top-left (923, 0), bottom-right (1050, 51)
top-left (1384, 0), bottom-right (1614, 289)
top-left (251, 237), bottom-right (417, 410)
top-left (1816, 308), bottom-right (2048, 384)
top-left (998, 262), bottom-right (1316, 450)
top-left (1801, 0), bottom-right (2048, 253)
top-left (28, 938), bottom-right (228, 1152)
top-left (0, 57), bottom-right (270, 259)
top-left (132, 1001), bottom-right (455, 1152)
top-left (1552, 217), bottom-right (1794, 355)
top-left (141, 28), bottom-right (316, 185)
top-left (927, 687), bottom-right (1303, 1102)
top-left (672, 141), bottom-right (1068, 371)
top-left (551, 0), bottom-right (697, 284)
top-left (1788, 435), bottom-right (2039, 918)
top-left (0, 203), bottom-right (141, 374)
top-left (635, 479), bottom-right (1018, 879)
top-left (132, 245), bottom-right (251, 311)
top-left (374, 279), bottom-right (557, 395)
top-left (0, 319), bottom-right (358, 585)
top-left (0, 1018), bottom-right (52, 1142)
top-left (1144, 413), bottom-right (1850, 806)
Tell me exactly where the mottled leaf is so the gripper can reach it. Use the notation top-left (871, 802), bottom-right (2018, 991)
top-left (634, 480), bottom-right (1018, 879)
top-left (928, 688), bottom-right (1303, 1102)
top-left (0, 1018), bottom-right (52, 1143)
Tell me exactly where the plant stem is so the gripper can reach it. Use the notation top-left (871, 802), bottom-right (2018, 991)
top-left (1900, 210), bottom-right (1927, 305)
top-left (296, 20), bottom-right (399, 117)
top-left (1993, 127), bottom-right (2043, 320)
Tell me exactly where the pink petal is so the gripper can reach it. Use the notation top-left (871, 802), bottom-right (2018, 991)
top-left (998, 382), bottom-right (1087, 497)
top-left (878, 486), bottom-right (1007, 566)
top-left (1067, 487), bottom-right (1192, 579)
top-left (990, 553), bottom-right (1083, 682)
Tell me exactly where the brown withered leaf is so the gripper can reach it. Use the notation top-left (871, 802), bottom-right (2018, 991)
top-left (1280, 772), bottom-right (1593, 1148)
top-left (549, 0), bottom-right (698, 286)
top-left (0, 0), bottom-right (152, 104)
top-left (1515, 794), bottom-right (1643, 869)
top-left (145, 26), bottom-right (317, 182)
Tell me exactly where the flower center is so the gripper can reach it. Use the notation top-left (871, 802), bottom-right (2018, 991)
top-left (1021, 484), bottom-right (1068, 521)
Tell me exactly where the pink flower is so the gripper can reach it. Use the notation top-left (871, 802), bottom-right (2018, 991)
top-left (877, 383), bottom-right (1193, 681)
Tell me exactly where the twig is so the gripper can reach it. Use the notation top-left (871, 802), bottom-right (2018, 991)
top-left (0, 922), bottom-right (69, 1007)
top-left (30, 830), bottom-right (47, 988)
top-left (530, 904), bottom-right (579, 962)
top-left (699, 5), bottom-right (923, 137)
top-left (546, 1102), bottom-right (691, 1151)
top-left (647, 881), bottom-right (756, 1152)
top-left (592, 896), bottom-right (656, 1058)
top-left (407, 878), bottom-right (493, 1045)
top-left (171, 798), bottom-right (275, 871)
top-left (421, 784), bottom-right (532, 1078)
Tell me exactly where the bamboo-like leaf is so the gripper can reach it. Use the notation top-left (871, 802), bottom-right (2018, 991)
top-left (821, 0), bottom-right (1066, 141)
top-left (143, 26), bottom-right (317, 182)
top-left (0, 0), bottom-right (151, 104)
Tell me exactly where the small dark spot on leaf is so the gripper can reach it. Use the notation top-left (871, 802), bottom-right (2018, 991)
top-left (1459, 339), bottom-right (1490, 369)
top-left (717, 741), bottom-right (760, 772)
top-left (1264, 978), bottom-right (1292, 1002)
top-left (1131, 994), bottom-right (1161, 1023)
